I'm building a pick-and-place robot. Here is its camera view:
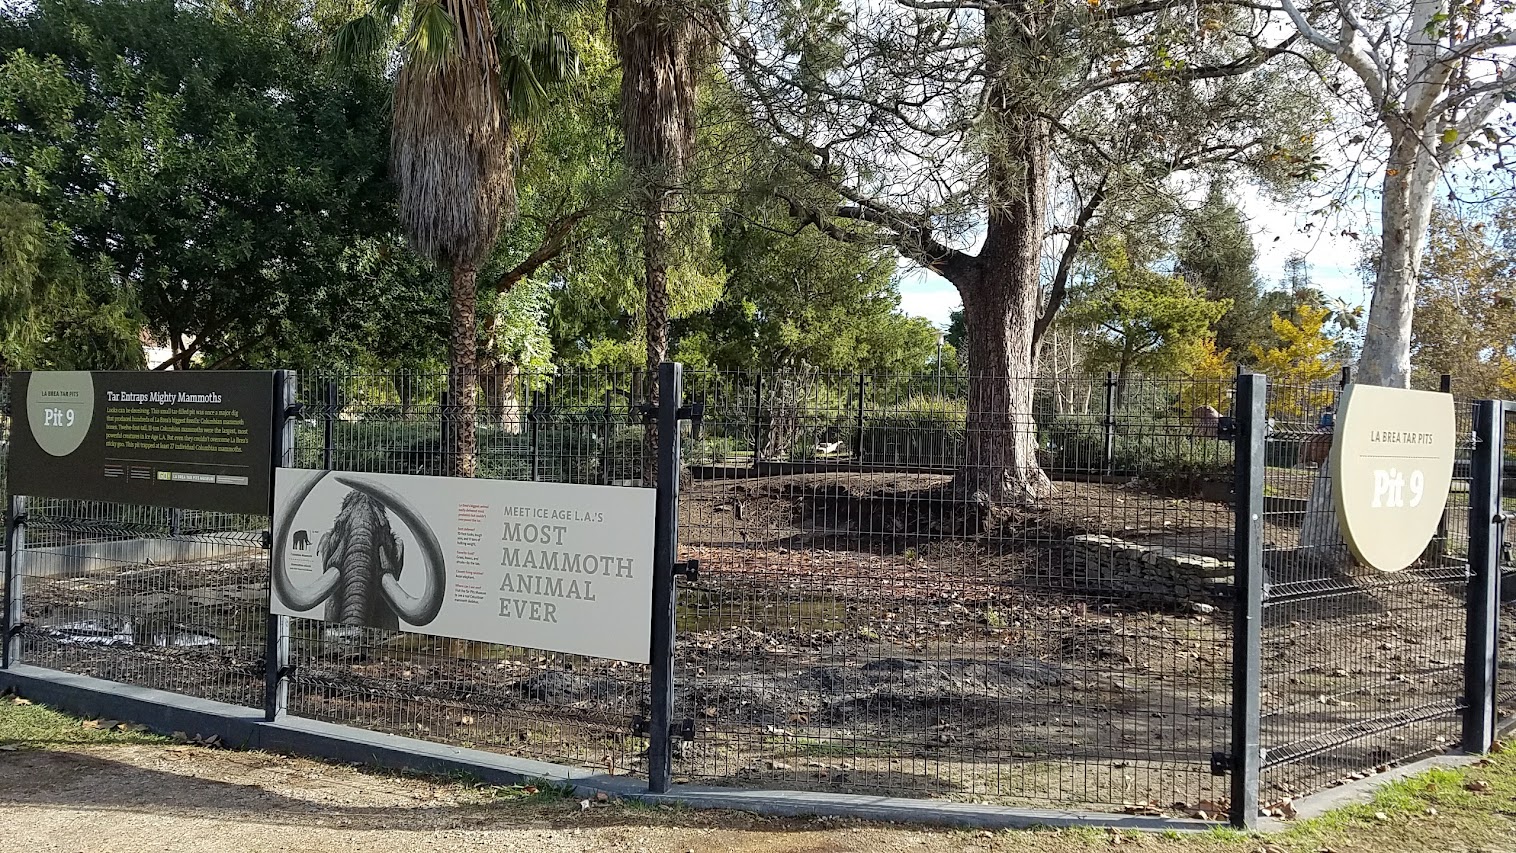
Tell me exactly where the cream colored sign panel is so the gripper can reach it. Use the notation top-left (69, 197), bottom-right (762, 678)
top-left (1330, 384), bottom-right (1456, 571)
top-left (271, 469), bottom-right (656, 662)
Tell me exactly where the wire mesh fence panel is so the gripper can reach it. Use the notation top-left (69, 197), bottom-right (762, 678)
top-left (1500, 408), bottom-right (1516, 724)
top-left (15, 498), bottom-right (269, 708)
top-left (1258, 381), bottom-right (1473, 805)
top-left (673, 371), bottom-right (1235, 810)
top-left (283, 369), bottom-right (651, 774)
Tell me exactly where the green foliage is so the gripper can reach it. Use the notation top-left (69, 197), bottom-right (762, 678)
top-left (1063, 237), bottom-right (1229, 395)
top-left (1176, 337), bottom-right (1234, 415)
top-left (1249, 304), bottom-right (1338, 418)
top-left (481, 280), bottom-right (556, 383)
top-left (672, 203), bottom-right (940, 374)
top-left (0, 196), bottom-right (142, 371)
top-left (1410, 205), bottom-right (1516, 398)
top-left (859, 395), bottom-right (967, 467)
top-left (0, 0), bottom-right (408, 367)
top-left (1173, 182), bottom-right (1274, 359)
top-left (1039, 411), bottom-right (1233, 484)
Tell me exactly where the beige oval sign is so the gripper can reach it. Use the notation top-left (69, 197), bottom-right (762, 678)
top-left (1330, 384), bottom-right (1456, 571)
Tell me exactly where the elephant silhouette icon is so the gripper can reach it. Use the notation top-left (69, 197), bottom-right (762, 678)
top-left (292, 529), bottom-right (311, 551)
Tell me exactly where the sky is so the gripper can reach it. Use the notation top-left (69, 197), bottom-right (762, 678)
top-left (896, 191), bottom-right (1370, 330)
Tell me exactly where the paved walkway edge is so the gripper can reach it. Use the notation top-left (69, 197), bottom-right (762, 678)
top-left (1, 664), bottom-right (1215, 832)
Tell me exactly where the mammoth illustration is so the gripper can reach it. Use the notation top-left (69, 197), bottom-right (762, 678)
top-left (292, 530), bottom-right (311, 550)
top-left (274, 472), bottom-right (447, 629)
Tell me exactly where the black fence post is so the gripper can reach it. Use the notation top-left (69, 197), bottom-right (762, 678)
top-left (529, 389), bottom-right (542, 482)
top-left (1230, 372), bottom-right (1267, 829)
top-left (1463, 398), bottom-right (1505, 754)
top-left (1434, 376), bottom-right (1454, 552)
top-left (439, 390), bottom-right (452, 474)
top-left (854, 373), bottom-right (866, 461)
top-left (648, 362), bottom-right (683, 794)
top-left (265, 370), bottom-right (297, 722)
top-left (322, 378), bottom-right (337, 470)
top-left (752, 373), bottom-right (763, 468)
top-left (3, 495), bottom-right (25, 669)
top-left (1103, 371), bottom-right (1118, 476)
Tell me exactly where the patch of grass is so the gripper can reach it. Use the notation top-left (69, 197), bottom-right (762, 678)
top-left (0, 693), bottom-right (169, 749)
top-left (484, 780), bottom-right (578, 804)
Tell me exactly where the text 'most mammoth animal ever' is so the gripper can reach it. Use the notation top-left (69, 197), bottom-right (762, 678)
top-left (271, 470), bottom-right (656, 663)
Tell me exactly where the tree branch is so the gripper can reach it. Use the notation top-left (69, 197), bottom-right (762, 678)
top-left (153, 331), bottom-right (208, 370)
top-left (1278, 0), bottom-right (1388, 105)
top-left (489, 207), bottom-right (592, 294)
top-left (1445, 82), bottom-right (1516, 161)
top-left (1033, 178), bottom-right (1107, 353)
top-left (1428, 66), bottom-right (1516, 126)
top-left (1077, 36), bottom-right (1300, 100)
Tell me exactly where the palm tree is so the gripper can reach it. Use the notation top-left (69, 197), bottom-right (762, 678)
top-left (337, 0), bottom-right (581, 477)
top-left (606, 0), bottom-right (717, 484)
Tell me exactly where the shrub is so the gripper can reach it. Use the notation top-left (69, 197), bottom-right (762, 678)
top-left (859, 395), bottom-right (966, 468)
top-left (1039, 411), bottom-right (1233, 481)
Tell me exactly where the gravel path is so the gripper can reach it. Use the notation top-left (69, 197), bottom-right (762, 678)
top-left (0, 742), bottom-right (980, 853)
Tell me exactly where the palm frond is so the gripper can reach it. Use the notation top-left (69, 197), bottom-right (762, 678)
top-left (497, 25), bottom-right (581, 119)
top-left (333, 13), bottom-right (388, 60)
top-left (404, 0), bottom-right (460, 68)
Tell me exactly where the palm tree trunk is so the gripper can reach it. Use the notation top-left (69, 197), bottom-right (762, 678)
top-left (641, 195), bottom-right (671, 487)
top-left (449, 264), bottom-right (479, 478)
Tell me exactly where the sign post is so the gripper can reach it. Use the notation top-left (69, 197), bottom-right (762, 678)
top-left (1330, 384), bottom-right (1457, 572)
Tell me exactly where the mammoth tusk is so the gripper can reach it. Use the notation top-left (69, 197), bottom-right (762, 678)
top-left (334, 475), bottom-right (447, 626)
top-left (271, 470), bottom-right (339, 612)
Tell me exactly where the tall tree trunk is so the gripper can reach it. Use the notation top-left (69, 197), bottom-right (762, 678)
top-left (1116, 343), bottom-right (1133, 408)
top-left (949, 113), bottom-right (1054, 506)
top-left (1357, 127), bottom-right (1438, 389)
top-left (480, 361), bottom-right (522, 433)
top-left (1311, 128), bottom-right (1437, 557)
top-left (393, 370), bottom-right (414, 419)
top-left (448, 264), bottom-right (479, 478)
top-left (641, 195), bottom-right (672, 487)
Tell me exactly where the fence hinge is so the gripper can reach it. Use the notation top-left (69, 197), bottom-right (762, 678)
top-left (276, 664), bottom-right (298, 679)
top-left (1215, 417), bottom-right (1237, 441)
top-left (259, 530), bottom-right (273, 550)
top-left (632, 715), bottom-right (697, 742)
top-left (5, 512), bottom-right (25, 527)
top-left (284, 403), bottom-right (306, 420)
top-left (1210, 751), bottom-right (1231, 776)
top-left (673, 559), bottom-right (700, 583)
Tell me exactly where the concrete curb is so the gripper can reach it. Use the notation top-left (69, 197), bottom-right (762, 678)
top-left (1256, 751), bottom-right (1484, 830)
top-left (0, 664), bottom-right (1219, 832)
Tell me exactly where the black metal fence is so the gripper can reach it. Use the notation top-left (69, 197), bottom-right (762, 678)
top-left (1256, 378), bottom-right (1475, 809)
top-left (1, 367), bottom-right (1511, 827)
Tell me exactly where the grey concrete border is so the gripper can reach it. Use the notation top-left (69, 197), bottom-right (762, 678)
top-left (0, 664), bottom-right (1218, 833)
top-left (24, 537), bottom-right (258, 578)
top-left (1257, 751), bottom-right (1483, 830)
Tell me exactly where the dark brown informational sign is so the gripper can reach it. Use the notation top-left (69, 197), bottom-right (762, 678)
top-left (7, 371), bottom-right (279, 515)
